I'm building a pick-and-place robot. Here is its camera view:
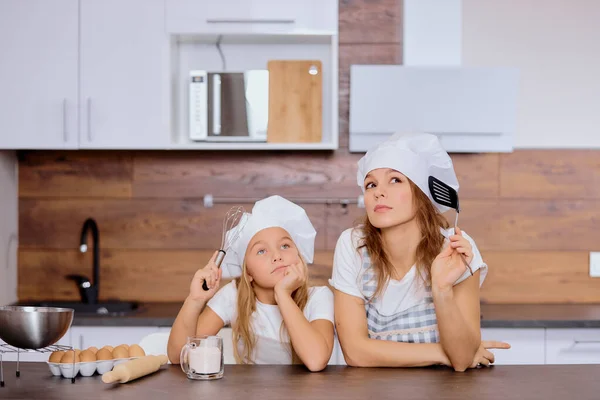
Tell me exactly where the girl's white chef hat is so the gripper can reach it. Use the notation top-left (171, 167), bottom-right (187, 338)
top-left (220, 195), bottom-right (317, 278)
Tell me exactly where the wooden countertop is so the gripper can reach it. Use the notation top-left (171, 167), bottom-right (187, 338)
top-left (1, 362), bottom-right (599, 400)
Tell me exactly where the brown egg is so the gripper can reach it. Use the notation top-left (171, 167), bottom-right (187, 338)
top-left (48, 351), bottom-right (64, 363)
top-left (113, 344), bottom-right (129, 354)
top-left (112, 346), bottom-right (129, 360)
top-left (96, 348), bottom-right (113, 361)
top-left (60, 350), bottom-right (80, 364)
top-left (101, 345), bottom-right (114, 352)
top-left (74, 349), bottom-right (81, 357)
top-left (79, 349), bottom-right (96, 362)
top-left (128, 344), bottom-right (145, 358)
top-left (87, 346), bottom-right (98, 354)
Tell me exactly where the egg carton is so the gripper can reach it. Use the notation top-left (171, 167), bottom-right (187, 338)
top-left (47, 357), bottom-right (141, 378)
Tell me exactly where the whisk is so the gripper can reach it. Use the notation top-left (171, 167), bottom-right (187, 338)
top-left (202, 205), bottom-right (247, 291)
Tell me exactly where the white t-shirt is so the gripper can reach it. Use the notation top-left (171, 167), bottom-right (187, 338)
top-left (207, 282), bottom-right (334, 364)
top-left (329, 227), bottom-right (487, 317)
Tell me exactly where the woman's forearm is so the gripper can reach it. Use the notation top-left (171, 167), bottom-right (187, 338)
top-left (341, 335), bottom-right (449, 367)
top-left (433, 288), bottom-right (479, 371)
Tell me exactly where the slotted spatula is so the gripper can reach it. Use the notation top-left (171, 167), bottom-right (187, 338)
top-left (428, 176), bottom-right (474, 276)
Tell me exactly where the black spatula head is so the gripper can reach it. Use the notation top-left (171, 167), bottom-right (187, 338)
top-left (428, 176), bottom-right (459, 213)
top-left (428, 176), bottom-right (472, 275)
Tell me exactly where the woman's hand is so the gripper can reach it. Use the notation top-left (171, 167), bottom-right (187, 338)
top-left (469, 340), bottom-right (512, 368)
top-left (431, 227), bottom-right (474, 293)
top-left (188, 251), bottom-right (222, 303)
top-left (449, 227), bottom-right (474, 265)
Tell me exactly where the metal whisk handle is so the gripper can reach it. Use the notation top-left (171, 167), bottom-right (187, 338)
top-left (202, 250), bottom-right (227, 291)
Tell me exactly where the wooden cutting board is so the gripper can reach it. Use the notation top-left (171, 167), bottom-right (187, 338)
top-left (267, 60), bottom-right (322, 143)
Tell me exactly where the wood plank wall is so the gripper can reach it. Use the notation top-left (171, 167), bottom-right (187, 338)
top-left (16, 0), bottom-right (600, 304)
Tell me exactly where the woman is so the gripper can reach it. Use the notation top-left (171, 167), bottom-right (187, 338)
top-left (330, 133), bottom-right (509, 371)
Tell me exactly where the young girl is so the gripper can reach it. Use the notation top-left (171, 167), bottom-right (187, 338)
top-left (168, 195), bottom-right (335, 371)
top-left (330, 133), bottom-right (509, 371)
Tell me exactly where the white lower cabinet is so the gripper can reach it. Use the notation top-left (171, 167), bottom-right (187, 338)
top-left (7, 325), bottom-right (599, 365)
top-left (546, 329), bottom-right (600, 364)
top-left (481, 328), bottom-right (546, 365)
top-left (69, 326), bottom-right (160, 350)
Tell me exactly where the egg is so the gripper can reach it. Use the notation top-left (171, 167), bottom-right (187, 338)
top-left (60, 350), bottom-right (80, 364)
top-left (96, 348), bottom-right (113, 361)
top-left (128, 344), bottom-right (145, 358)
top-left (112, 346), bottom-right (129, 360)
top-left (48, 351), bottom-right (64, 363)
top-left (113, 344), bottom-right (128, 354)
top-left (74, 349), bottom-right (81, 357)
top-left (87, 346), bottom-right (98, 354)
top-left (101, 345), bottom-right (114, 352)
top-left (79, 349), bottom-right (96, 362)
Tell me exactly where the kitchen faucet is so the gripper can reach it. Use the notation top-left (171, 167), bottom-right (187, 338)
top-left (66, 218), bottom-right (100, 304)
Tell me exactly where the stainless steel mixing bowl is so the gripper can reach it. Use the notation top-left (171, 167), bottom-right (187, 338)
top-left (0, 306), bottom-right (73, 349)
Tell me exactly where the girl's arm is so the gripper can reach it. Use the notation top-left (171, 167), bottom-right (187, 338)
top-left (167, 298), bottom-right (224, 364)
top-left (167, 251), bottom-right (225, 364)
top-left (274, 264), bottom-right (334, 372)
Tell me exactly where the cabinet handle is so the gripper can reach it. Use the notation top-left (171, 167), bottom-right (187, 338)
top-left (213, 74), bottom-right (221, 135)
top-left (206, 18), bottom-right (295, 24)
top-left (87, 98), bottom-right (92, 142)
top-left (565, 340), bottom-right (600, 351)
top-left (62, 99), bottom-right (68, 143)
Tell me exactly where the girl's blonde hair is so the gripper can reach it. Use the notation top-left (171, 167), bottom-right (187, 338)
top-left (358, 179), bottom-right (449, 300)
top-left (232, 253), bottom-right (309, 364)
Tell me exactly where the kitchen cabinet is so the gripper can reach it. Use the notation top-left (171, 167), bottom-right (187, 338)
top-left (0, 0), bottom-right (78, 149)
top-left (0, 0), bottom-right (167, 150)
top-left (546, 328), bottom-right (600, 364)
top-left (69, 326), bottom-right (160, 350)
top-left (481, 328), bottom-right (546, 365)
top-left (79, 0), bottom-right (168, 149)
top-left (166, 0), bottom-right (337, 34)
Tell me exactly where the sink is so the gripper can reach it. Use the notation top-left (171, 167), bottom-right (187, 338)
top-left (13, 301), bottom-right (141, 316)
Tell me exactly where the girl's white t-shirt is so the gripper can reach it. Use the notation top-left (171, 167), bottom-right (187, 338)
top-left (207, 281), bottom-right (334, 364)
top-left (329, 227), bottom-right (488, 316)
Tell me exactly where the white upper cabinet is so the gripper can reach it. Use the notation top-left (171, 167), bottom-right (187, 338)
top-left (79, 0), bottom-right (168, 149)
top-left (166, 0), bottom-right (338, 34)
top-left (0, 0), bottom-right (78, 149)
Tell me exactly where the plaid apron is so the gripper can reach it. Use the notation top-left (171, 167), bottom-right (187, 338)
top-left (360, 248), bottom-right (440, 343)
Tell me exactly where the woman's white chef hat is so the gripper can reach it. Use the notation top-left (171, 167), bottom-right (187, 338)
top-left (356, 132), bottom-right (459, 213)
top-left (220, 195), bottom-right (317, 278)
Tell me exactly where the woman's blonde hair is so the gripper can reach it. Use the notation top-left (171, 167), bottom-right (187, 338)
top-left (359, 179), bottom-right (449, 300)
top-left (232, 253), bottom-right (309, 364)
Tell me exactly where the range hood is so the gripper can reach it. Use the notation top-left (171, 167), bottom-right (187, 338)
top-left (349, 0), bottom-right (520, 153)
top-left (349, 65), bottom-right (519, 153)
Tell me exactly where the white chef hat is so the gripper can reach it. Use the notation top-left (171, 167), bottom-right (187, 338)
top-left (220, 195), bottom-right (317, 278)
top-left (356, 132), bottom-right (459, 213)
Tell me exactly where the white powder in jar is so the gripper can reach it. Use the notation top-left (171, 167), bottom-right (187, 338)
top-left (189, 346), bottom-right (222, 374)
